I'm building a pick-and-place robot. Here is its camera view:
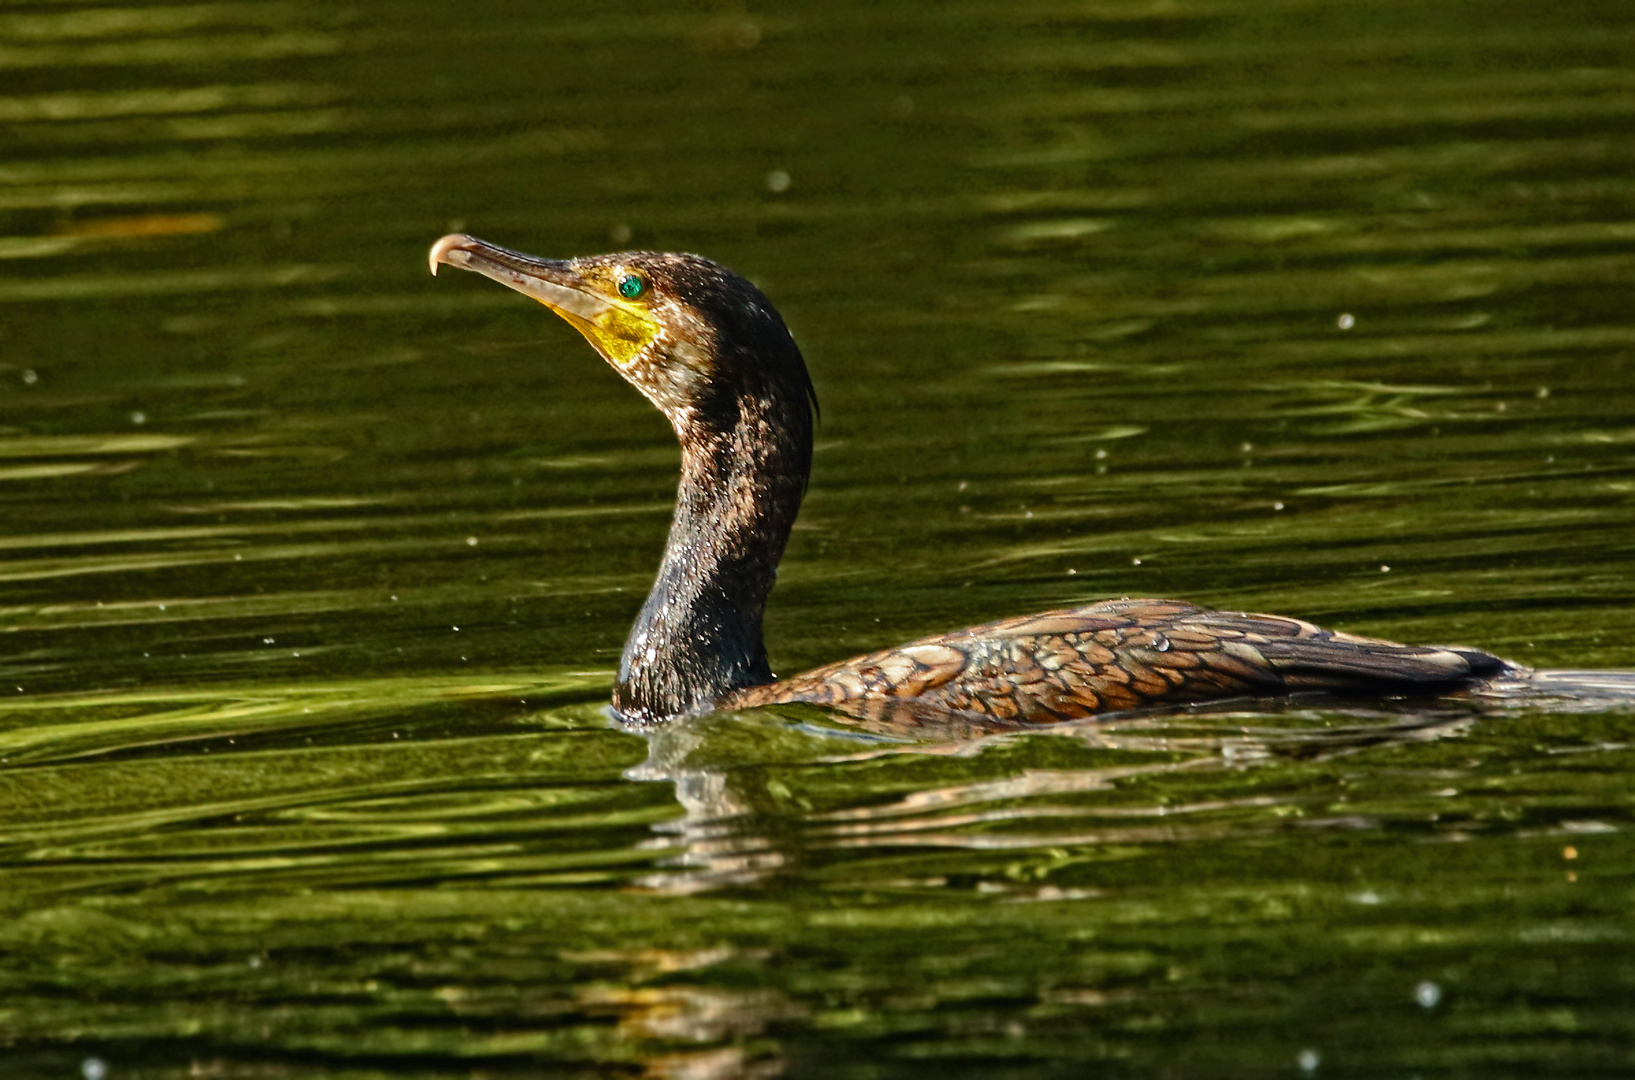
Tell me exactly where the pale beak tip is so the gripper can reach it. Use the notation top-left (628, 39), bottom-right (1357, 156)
top-left (428, 233), bottom-right (475, 277)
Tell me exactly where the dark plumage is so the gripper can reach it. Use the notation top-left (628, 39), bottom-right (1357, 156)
top-left (430, 234), bottom-right (1519, 729)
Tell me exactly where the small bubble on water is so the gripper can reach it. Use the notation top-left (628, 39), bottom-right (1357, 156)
top-left (1094, 448), bottom-right (1108, 460)
top-left (248, 955), bottom-right (263, 969)
top-left (1297, 1049), bottom-right (1320, 1075)
top-left (1273, 501), bottom-right (1285, 511)
top-left (1380, 564), bottom-right (1391, 573)
top-left (21, 368), bottom-right (38, 385)
top-left (465, 536), bottom-right (478, 546)
top-left (1337, 313), bottom-right (1355, 330)
top-left (1131, 557), bottom-right (1142, 566)
top-left (765, 169), bottom-right (791, 193)
top-left (130, 411), bottom-right (147, 425)
top-left (1536, 386), bottom-right (1551, 399)
top-left (82, 1057), bottom-right (108, 1080)
top-left (1415, 981), bottom-right (1441, 1008)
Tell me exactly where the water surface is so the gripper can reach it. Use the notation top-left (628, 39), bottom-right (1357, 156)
top-left (3, 1), bottom-right (1634, 1076)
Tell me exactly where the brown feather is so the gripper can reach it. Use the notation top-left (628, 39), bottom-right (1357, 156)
top-left (724, 599), bottom-right (1510, 726)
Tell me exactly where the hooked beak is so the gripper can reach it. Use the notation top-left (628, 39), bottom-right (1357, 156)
top-left (428, 233), bottom-right (661, 367)
top-left (428, 233), bottom-right (613, 324)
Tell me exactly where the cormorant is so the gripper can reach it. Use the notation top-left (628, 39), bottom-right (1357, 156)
top-left (429, 234), bottom-right (1514, 728)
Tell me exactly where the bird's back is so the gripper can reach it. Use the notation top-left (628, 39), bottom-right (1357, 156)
top-left (724, 598), bottom-right (1514, 727)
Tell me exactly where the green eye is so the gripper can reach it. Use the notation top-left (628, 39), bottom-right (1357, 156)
top-left (618, 274), bottom-right (645, 300)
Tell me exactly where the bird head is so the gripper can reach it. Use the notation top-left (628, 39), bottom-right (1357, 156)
top-left (429, 234), bottom-right (813, 433)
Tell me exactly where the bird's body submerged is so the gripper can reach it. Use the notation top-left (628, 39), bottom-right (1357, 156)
top-left (429, 234), bottom-right (1518, 729)
top-left (726, 599), bottom-right (1509, 727)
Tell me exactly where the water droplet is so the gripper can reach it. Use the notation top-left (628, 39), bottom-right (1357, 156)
top-left (82, 1057), bottom-right (108, 1080)
top-left (1273, 501), bottom-right (1285, 511)
top-left (21, 369), bottom-right (38, 385)
top-left (130, 410), bottom-right (147, 425)
top-left (765, 169), bottom-right (791, 193)
top-left (1152, 633), bottom-right (1171, 652)
top-left (1415, 981), bottom-right (1441, 1008)
top-left (1337, 313), bottom-right (1355, 330)
top-left (1131, 557), bottom-right (1142, 566)
top-left (1297, 1048), bottom-right (1320, 1074)
top-left (1380, 564), bottom-right (1391, 573)
top-left (465, 536), bottom-right (478, 546)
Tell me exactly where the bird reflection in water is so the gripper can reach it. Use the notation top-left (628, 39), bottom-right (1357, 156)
top-left (623, 699), bottom-right (1497, 896)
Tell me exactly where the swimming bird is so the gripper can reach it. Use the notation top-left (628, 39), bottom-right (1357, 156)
top-left (429, 234), bottom-right (1515, 728)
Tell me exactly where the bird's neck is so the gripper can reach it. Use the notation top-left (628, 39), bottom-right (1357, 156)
top-left (613, 393), bottom-right (808, 723)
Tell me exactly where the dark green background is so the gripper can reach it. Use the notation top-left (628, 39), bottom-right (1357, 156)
top-left (2, 1), bottom-right (1633, 1076)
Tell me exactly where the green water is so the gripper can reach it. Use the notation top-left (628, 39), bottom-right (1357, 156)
top-left (3, 1), bottom-right (1634, 1076)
